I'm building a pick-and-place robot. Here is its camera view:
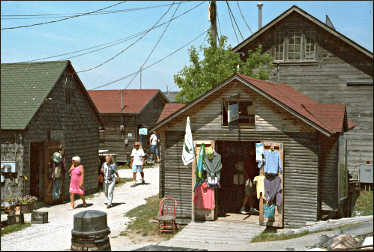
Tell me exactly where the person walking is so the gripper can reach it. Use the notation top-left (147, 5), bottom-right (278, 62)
top-left (69, 156), bottom-right (87, 209)
top-left (101, 155), bottom-right (120, 208)
top-left (130, 142), bottom-right (146, 185)
top-left (149, 131), bottom-right (160, 163)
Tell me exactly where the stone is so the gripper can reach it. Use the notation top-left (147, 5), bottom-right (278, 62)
top-left (328, 234), bottom-right (359, 250)
top-left (319, 234), bottom-right (331, 247)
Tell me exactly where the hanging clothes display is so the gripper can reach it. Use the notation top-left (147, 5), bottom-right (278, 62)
top-left (253, 175), bottom-right (265, 199)
top-left (194, 143), bottom-right (206, 191)
top-left (204, 146), bottom-right (222, 187)
top-left (194, 182), bottom-right (215, 210)
top-left (256, 143), bottom-right (264, 168)
top-left (264, 150), bottom-right (282, 174)
top-left (264, 173), bottom-right (282, 207)
top-left (51, 151), bottom-right (64, 200)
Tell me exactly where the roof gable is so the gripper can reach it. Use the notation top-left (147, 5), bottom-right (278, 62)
top-left (1, 61), bottom-right (68, 130)
top-left (88, 89), bottom-right (161, 114)
top-left (152, 73), bottom-right (352, 136)
top-left (233, 5), bottom-right (373, 59)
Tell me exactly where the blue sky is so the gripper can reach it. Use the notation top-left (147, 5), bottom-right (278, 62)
top-left (1, 1), bottom-right (373, 91)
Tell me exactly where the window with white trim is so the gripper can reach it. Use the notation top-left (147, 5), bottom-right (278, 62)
top-left (273, 30), bottom-right (317, 62)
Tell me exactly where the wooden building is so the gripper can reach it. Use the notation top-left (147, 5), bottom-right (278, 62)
top-left (232, 5), bottom-right (373, 179)
top-left (151, 73), bottom-right (354, 228)
top-left (88, 89), bottom-right (168, 163)
top-left (1, 60), bottom-right (103, 204)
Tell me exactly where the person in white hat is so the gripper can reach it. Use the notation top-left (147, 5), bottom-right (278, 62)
top-left (69, 156), bottom-right (87, 209)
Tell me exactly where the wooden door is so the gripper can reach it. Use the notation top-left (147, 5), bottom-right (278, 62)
top-left (192, 140), bottom-right (215, 222)
top-left (30, 143), bottom-right (43, 198)
top-left (44, 142), bottom-right (64, 204)
top-left (258, 141), bottom-right (284, 228)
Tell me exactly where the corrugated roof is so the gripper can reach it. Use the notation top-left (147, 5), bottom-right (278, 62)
top-left (157, 103), bottom-right (186, 123)
top-left (88, 89), bottom-right (160, 114)
top-left (1, 61), bottom-right (68, 130)
top-left (152, 73), bottom-right (354, 135)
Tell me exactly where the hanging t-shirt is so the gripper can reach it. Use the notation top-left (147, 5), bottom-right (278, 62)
top-left (264, 150), bottom-right (282, 174)
top-left (131, 148), bottom-right (145, 166)
top-left (253, 175), bottom-right (265, 199)
top-left (194, 182), bottom-right (215, 210)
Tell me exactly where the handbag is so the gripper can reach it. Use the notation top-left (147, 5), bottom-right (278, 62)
top-left (98, 173), bottom-right (104, 183)
top-left (264, 204), bottom-right (275, 218)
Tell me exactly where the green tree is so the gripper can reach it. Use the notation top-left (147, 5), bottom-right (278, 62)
top-left (174, 33), bottom-right (273, 103)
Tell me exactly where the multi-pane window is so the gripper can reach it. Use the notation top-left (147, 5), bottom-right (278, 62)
top-left (287, 31), bottom-right (302, 60)
top-left (304, 31), bottom-right (316, 60)
top-left (274, 32), bottom-right (284, 61)
top-left (222, 100), bottom-right (255, 128)
top-left (273, 30), bottom-right (316, 62)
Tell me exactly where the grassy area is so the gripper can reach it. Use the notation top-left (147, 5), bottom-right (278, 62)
top-left (121, 194), bottom-right (181, 242)
top-left (353, 190), bottom-right (373, 216)
top-left (1, 223), bottom-right (31, 235)
top-left (251, 227), bottom-right (332, 243)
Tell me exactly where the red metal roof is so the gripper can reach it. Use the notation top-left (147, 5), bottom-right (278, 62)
top-left (237, 74), bottom-right (353, 134)
top-left (157, 103), bottom-right (186, 123)
top-left (88, 89), bottom-right (160, 114)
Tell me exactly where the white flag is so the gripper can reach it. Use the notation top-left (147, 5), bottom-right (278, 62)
top-left (182, 116), bottom-right (195, 166)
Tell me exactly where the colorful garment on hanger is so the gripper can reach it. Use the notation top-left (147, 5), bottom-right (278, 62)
top-left (264, 150), bottom-right (282, 174)
top-left (194, 182), bottom-right (215, 210)
top-left (194, 143), bottom-right (205, 191)
top-left (204, 148), bottom-right (222, 187)
top-left (253, 175), bottom-right (265, 199)
top-left (256, 143), bottom-right (264, 168)
top-left (264, 174), bottom-right (282, 207)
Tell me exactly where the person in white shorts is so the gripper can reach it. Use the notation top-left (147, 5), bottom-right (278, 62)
top-left (130, 142), bottom-right (146, 185)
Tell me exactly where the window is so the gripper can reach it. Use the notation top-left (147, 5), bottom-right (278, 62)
top-left (273, 30), bottom-right (317, 62)
top-left (274, 32), bottom-right (284, 61)
top-left (287, 31), bottom-right (302, 60)
top-left (222, 100), bottom-right (255, 128)
top-left (338, 134), bottom-right (348, 201)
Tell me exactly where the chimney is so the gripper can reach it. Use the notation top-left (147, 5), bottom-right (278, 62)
top-left (325, 14), bottom-right (335, 30)
top-left (257, 2), bottom-right (263, 30)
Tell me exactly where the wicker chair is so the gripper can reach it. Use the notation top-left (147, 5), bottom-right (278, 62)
top-left (157, 197), bottom-right (178, 234)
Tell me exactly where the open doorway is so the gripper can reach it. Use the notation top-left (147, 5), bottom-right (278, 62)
top-left (30, 142), bottom-right (44, 199)
top-left (216, 141), bottom-right (259, 224)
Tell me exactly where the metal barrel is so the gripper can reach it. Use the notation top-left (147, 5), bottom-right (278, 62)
top-left (71, 210), bottom-right (111, 251)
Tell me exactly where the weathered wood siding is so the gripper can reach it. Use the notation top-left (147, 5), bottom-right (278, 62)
top-left (98, 92), bottom-right (167, 162)
top-left (16, 66), bottom-right (100, 201)
top-left (160, 81), bottom-right (320, 227)
top-left (237, 12), bottom-right (373, 177)
top-left (318, 133), bottom-right (339, 212)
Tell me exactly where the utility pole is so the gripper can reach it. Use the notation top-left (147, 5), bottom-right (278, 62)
top-left (209, 0), bottom-right (217, 47)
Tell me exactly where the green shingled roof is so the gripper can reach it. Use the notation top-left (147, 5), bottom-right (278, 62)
top-left (1, 61), bottom-right (68, 130)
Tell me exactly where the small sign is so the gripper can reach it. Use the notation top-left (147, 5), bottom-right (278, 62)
top-left (360, 164), bottom-right (373, 184)
top-left (139, 128), bottom-right (148, 136)
top-left (51, 130), bottom-right (64, 141)
top-left (1, 161), bottom-right (16, 173)
top-left (127, 133), bottom-right (133, 138)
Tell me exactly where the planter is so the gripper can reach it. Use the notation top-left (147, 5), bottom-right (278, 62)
top-left (20, 203), bottom-right (34, 214)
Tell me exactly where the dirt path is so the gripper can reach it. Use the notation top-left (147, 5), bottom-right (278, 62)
top-left (1, 166), bottom-right (159, 251)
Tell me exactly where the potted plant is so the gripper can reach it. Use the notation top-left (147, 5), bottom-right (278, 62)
top-left (4, 196), bottom-right (17, 216)
top-left (17, 195), bottom-right (37, 213)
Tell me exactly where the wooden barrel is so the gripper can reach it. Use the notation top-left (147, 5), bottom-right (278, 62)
top-left (31, 211), bottom-right (48, 224)
top-left (71, 210), bottom-right (111, 251)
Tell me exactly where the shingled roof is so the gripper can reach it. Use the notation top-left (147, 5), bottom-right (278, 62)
top-left (1, 60), bottom-right (103, 130)
top-left (157, 103), bottom-right (186, 123)
top-left (1, 61), bottom-right (68, 130)
top-left (88, 89), bottom-right (163, 114)
top-left (152, 73), bottom-right (355, 136)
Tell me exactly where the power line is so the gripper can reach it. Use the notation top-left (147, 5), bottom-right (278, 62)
top-left (236, 1), bottom-right (253, 34)
top-left (23, 2), bottom-right (203, 63)
top-left (225, 1), bottom-right (239, 43)
top-left (125, 2), bottom-right (182, 89)
top-left (77, 2), bottom-right (205, 73)
top-left (89, 28), bottom-right (208, 90)
top-left (226, 1), bottom-right (244, 40)
top-left (1, 3), bottom-right (175, 20)
top-left (77, 2), bottom-right (176, 73)
top-left (1, 2), bottom-right (126, 30)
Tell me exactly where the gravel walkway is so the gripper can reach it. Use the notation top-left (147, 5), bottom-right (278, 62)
top-left (1, 166), bottom-right (159, 251)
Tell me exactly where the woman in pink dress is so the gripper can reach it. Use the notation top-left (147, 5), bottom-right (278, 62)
top-left (69, 156), bottom-right (87, 209)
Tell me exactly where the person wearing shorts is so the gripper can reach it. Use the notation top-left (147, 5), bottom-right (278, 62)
top-left (130, 142), bottom-right (145, 185)
top-left (149, 131), bottom-right (160, 163)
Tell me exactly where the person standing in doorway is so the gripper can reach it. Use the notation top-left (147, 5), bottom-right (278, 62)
top-left (130, 142), bottom-right (146, 185)
top-left (101, 155), bottom-right (120, 208)
top-left (149, 131), bottom-right (160, 163)
top-left (69, 156), bottom-right (87, 209)
top-left (240, 147), bottom-right (258, 214)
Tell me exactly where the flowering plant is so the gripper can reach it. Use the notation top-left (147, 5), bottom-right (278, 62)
top-left (16, 195), bottom-right (38, 205)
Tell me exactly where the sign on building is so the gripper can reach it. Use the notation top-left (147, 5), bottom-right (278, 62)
top-left (360, 164), bottom-right (373, 184)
